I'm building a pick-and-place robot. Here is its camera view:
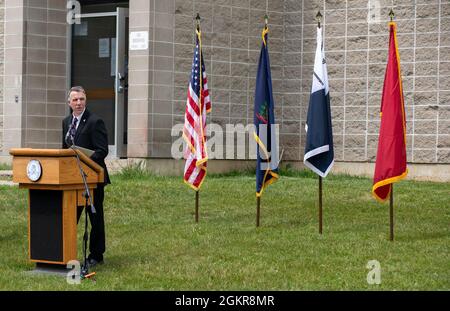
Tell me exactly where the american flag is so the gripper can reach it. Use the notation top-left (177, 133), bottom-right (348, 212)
top-left (183, 28), bottom-right (211, 190)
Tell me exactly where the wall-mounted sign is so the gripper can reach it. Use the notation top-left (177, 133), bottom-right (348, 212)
top-left (99, 38), bottom-right (110, 58)
top-left (111, 37), bottom-right (116, 76)
top-left (129, 31), bottom-right (148, 50)
top-left (74, 21), bottom-right (88, 36)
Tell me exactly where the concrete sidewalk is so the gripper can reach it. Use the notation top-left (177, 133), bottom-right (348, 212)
top-left (0, 170), bottom-right (15, 186)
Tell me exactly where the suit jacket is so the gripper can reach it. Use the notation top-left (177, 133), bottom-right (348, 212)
top-left (62, 109), bottom-right (110, 184)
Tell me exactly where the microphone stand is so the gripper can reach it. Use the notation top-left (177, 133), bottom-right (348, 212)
top-left (68, 136), bottom-right (96, 279)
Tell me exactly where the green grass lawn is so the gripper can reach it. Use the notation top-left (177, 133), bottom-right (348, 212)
top-left (0, 168), bottom-right (448, 290)
top-left (0, 163), bottom-right (11, 170)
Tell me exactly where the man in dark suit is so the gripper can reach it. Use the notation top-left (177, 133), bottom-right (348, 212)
top-left (62, 86), bottom-right (110, 268)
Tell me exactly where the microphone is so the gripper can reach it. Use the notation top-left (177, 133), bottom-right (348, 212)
top-left (66, 117), bottom-right (78, 147)
top-left (67, 123), bottom-right (96, 215)
top-left (65, 131), bottom-right (72, 147)
top-left (71, 146), bottom-right (96, 214)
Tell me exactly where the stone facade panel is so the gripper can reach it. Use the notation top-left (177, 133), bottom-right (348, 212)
top-left (345, 121), bottom-right (366, 135)
top-left (437, 135), bottom-right (450, 148)
top-left (437, 149), bottom-right (450, 162)
top-left (344, 148), bottom-right (366, 161)
top-left (438, 121), bottom-right (450, 135)
top-left (415, 120), bottom-right (437, 135)
top-left (414, 135), bottom-right (436, 149)
top-left (414, 105), bottom-right (439, 120)
top-left (413, 149), bottom-right (437, 163)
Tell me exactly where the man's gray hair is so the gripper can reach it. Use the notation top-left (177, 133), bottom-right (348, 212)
top-left (67, 86), bottom-right (86, 102)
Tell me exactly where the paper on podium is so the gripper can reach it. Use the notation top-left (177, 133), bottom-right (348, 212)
top-left (73, 145), bottom-right (94, 157)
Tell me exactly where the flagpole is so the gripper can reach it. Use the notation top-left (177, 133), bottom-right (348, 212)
top-left (390, 186), bottom-right (394, 241)
top-left (184, 13), bottom-right (210, 222)
top-left (256, 196), bottom-right (260, 227)
top-left (389, 8), bottom-right (395, 242)
top-left (319, 176), bottom-right (323, 234)
top-left (316, 11), bottom-right (323, 235)
top-left (195, 190), bottom-right (199, 223)
top-left (195, 13), bottom-right (200, 224)
top-left (316, 10), bottom-right (322, 29)
top-left (255, 14), bottom-right (267, 229)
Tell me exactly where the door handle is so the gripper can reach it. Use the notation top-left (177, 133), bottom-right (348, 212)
top-left (116, 72), bottom-right (125, 93)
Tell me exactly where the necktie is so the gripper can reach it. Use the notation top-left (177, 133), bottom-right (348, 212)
top-left (69, 117), bottom-right (78, 143)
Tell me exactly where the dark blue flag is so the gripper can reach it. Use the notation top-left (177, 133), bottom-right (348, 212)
top-left (303, 26), bottom-right (334, 177)
top-left (253, 25), bottom-right (279, 197)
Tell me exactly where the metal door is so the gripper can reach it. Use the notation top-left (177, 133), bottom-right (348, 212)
top-left (71, 8), bottom-right (128, 158)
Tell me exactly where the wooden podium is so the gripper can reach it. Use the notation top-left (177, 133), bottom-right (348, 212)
top-left (9, 148), bottom-right (104, 265)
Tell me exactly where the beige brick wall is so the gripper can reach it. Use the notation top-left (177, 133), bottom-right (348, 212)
top-left (151, 0), bottom-right (449, 164)
top-left (127, 0), bottom-right (154, 158)
top-left (310, 0), bottom-right (450, 163)
top-left (2, 0), bottom-right (25, 155)
top-left (1, 0), bottom-right (448, 164)
top-left (23, 1), bottom-right (68, 150)
top-left (1, 0), bottom-right (68, 156)
top-left (0, 0), bottom-right (4, 154)
top-left (169, 0), bottom-right (288, 160)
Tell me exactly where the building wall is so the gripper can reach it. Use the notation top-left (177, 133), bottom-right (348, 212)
top-left (23, 0), bottom-right (68, 150)
top-left (311, 0), bottom-right (450, 164)
top-left (1, 0), bottom-right (68, 156)
top-left (1, 0), bottom-right (449, 165)
top-left (133, 0), bottom-right (295, 159)
top-left (127, 0), bottom-right (450, 164)
top-left (0, 0), bottom-right (4, 154)
top-left (2, 0), bottom-right (25, 155)
top-left (127, 0), bottom-right (154, 157)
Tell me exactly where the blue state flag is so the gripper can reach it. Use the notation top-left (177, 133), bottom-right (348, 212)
top-left (254, 25), bottom-right (279, 197)
top-left (303, 26), bottom-right (334, 177)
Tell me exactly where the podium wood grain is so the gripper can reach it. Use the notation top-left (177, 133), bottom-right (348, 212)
top-left (10, 148), bottom-right (103, 265)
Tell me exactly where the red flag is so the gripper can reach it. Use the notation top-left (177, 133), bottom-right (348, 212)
top-left (372, 22), bottom-right (408, 202)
